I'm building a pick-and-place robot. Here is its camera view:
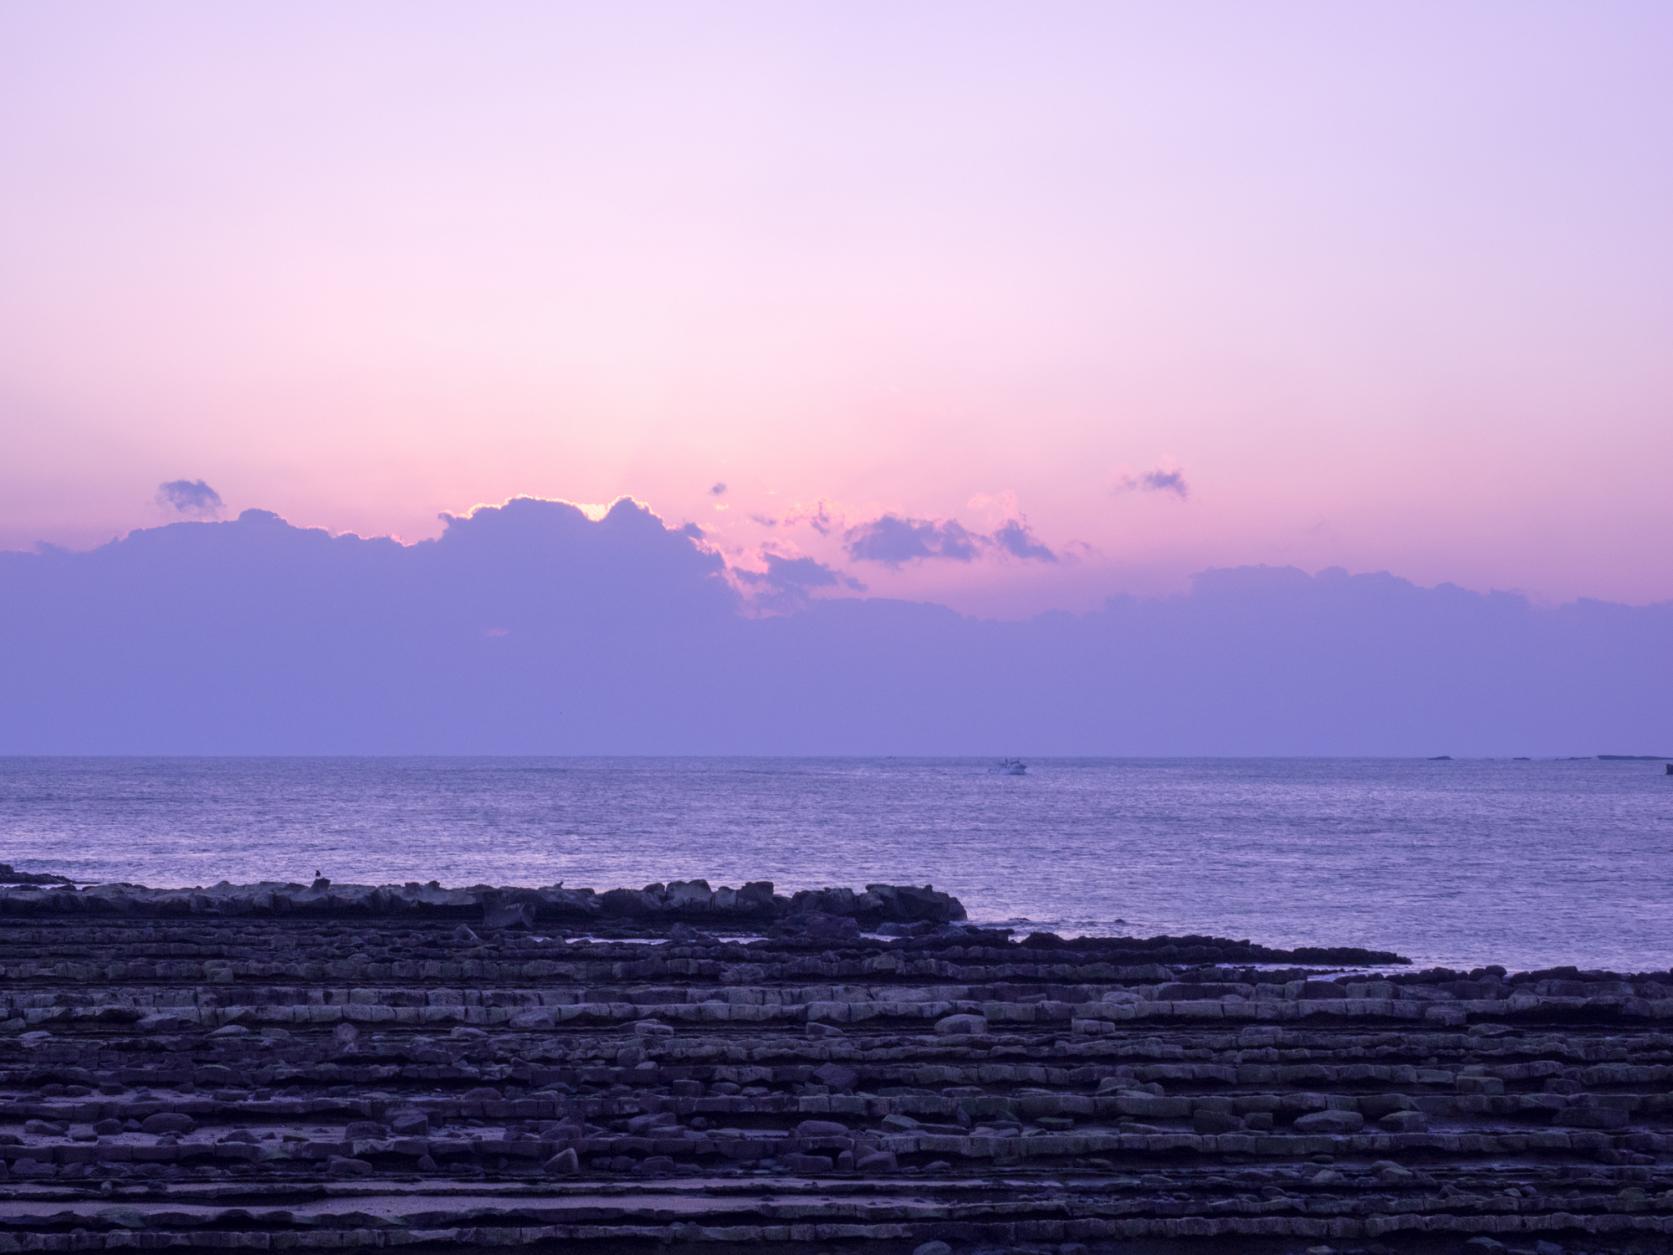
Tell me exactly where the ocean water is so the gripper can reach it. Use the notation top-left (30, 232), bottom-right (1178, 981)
top-left (1, 757), bottom-right (1669, 973)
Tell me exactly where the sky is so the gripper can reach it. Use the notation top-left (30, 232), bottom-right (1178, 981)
top-left (4, 1), bottom-right (1672, 616)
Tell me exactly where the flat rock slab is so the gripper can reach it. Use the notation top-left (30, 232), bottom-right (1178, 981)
top-left (1, 878), bottom-right (1671, 1252)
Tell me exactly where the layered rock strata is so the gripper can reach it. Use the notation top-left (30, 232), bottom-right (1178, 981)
top-left (1, 879), bottom-right (1670, 1254)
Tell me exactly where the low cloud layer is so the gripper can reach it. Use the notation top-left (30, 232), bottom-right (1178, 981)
top-left (2, 499), bottom-right (1666, 754)
top-left (155, 479), bottom-right (224, 517)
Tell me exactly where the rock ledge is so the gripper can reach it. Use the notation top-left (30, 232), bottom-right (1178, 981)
top-left (0, 877), bottom-right (1668, 1253)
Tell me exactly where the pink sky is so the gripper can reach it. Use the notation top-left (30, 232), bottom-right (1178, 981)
top-left (4, 1), bottom-right (1671, 615)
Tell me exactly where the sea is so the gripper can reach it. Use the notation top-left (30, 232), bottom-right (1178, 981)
top-left (1, 757), bottom-right (1668, 973)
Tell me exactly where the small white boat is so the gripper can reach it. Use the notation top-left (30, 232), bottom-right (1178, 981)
top-left (996, 757), bottom-right (1027, 776)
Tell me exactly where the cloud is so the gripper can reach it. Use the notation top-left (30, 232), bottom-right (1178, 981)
top-left (782, 501), bottom-right (838, 536)
top-left (737, 550), bottom-right (865, 612)
top-left (1119, 467), bottom-right (1189, 499)
top-left (844, 512), bottom-right (1057, 565)
top-left (991, 519), bottom-right (1057, 563)
top-left (759, 552), bottom-right (862, 592)
top-left (709, 482), bottom-right (728, 496)
top-left (844, 515), bottom-right (981, 566)
top-left (156, 479), bottom-right (224, 518)
top-left (3, 494), bottom-right (1669, 755)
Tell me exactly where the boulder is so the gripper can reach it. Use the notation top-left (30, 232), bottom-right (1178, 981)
top-left (389, 1111), bottom-right (429, 1136)
top-left (665, 880), bottom-right (713, 911)
top-left (1293, 1110), bottom-right (1365, 1134)
top-left (135, 1013), bottom-right (193, 1032)
top-left (483, 900), bottom-right (535, 930)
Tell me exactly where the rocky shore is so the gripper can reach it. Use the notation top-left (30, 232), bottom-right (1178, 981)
top-left (1, 877), bottom-right (1670, 1254)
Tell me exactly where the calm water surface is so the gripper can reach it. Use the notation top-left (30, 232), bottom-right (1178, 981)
top-left (1, 757), bottom-right (1669, 972)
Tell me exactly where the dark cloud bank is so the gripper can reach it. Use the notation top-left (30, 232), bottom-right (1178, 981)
top-left (3, 497), bottom-right (1667, 754)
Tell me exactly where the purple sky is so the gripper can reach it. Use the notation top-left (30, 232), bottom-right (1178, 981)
top-left (4, 2), bottom-right (1672, 615)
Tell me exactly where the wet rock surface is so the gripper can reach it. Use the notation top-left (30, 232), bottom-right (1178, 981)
top-left (1, 878), bottom-right (1671, 1253)
top-left (0, 866), bottom-right (73, 888)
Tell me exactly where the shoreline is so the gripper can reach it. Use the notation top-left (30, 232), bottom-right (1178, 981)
top-left (1, 878), bottom-right (1670, 1251)
top-left (0, 873), bottom-right (1406, 969)
top-left (6, 751), bottom-right (1667, 976)
top-left (8, 869), bottom-right (1671, 978)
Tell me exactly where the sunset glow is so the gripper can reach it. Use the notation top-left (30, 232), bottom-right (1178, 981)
top-left (4, 2), bottom-right (1672, 614)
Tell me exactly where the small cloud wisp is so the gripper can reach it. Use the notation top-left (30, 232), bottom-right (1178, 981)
top-left (844, 515), bottom-right (981, 566)
top-left (155, 479), bottom-right (224, 518)
top-left (844, 513), bottom-right (1057, 566)
top-left (1118, 467), bottom-right (1189, 499)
